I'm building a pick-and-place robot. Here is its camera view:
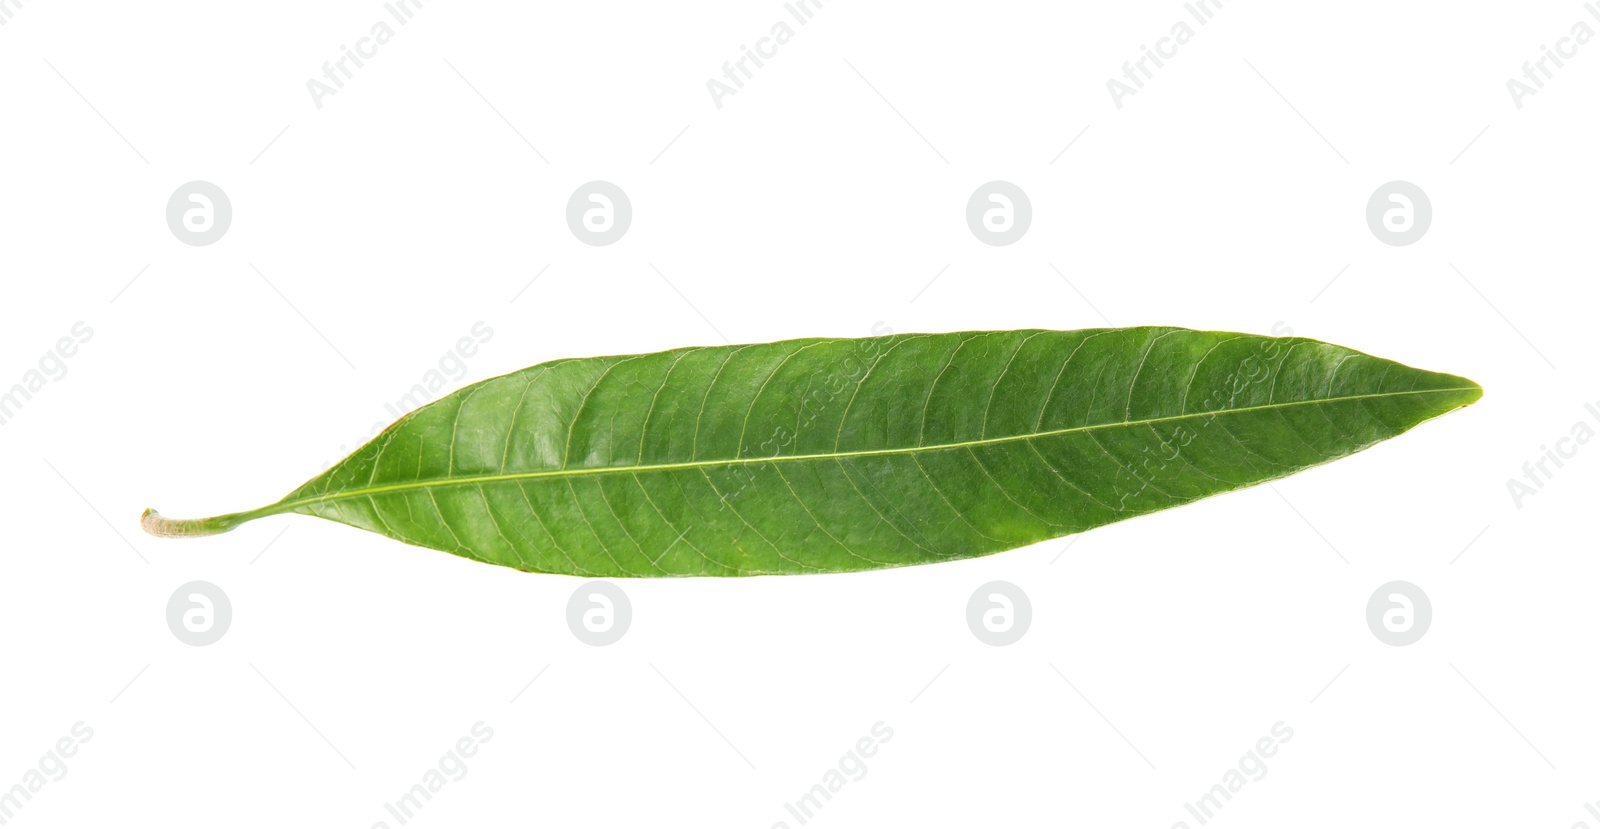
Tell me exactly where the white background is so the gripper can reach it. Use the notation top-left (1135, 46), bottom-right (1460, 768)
top-left (2, 1), bottom-right (1596, 826)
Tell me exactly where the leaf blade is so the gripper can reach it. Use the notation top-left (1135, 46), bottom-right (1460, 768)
top-left (143, 327), bottom-right (1480, 574)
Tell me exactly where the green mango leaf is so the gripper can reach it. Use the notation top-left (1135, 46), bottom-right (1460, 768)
top-left (142, 327), bottom-right (1480, 575)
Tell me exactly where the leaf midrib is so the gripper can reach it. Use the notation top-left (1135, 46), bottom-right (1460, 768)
top-left (278, 387), bottom-right (1474, 512)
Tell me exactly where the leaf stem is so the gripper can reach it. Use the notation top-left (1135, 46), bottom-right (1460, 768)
top-left (140, 507), bottom-right (272, 538)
